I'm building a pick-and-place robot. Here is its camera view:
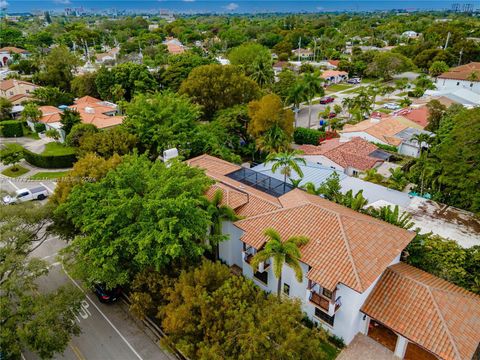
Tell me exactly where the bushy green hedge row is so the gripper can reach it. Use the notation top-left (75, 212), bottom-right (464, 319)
top-left (23, 148), bottom-right (77, 169)
top-left (34, 122), bottom-right (46, 133)
top-left (0, 120), bottom-right (23, 137)
top-left (373, 142), bottom-right (398, 153)
top-left (293, 127), bottom-right (325, 145)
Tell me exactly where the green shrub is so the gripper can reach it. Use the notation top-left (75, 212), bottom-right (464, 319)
top-left (23, 148), bottom-right (76, 169)
top-left (293, 127), bottom-right (325, 145)
top-left (327, 334), bottom-right (345, 349)
top-left (373, 142), bottom-right (398, 152)
top-left (0, 120), bottom-right (23, 137)
top-left (34, 122), bottom-right (46, 133)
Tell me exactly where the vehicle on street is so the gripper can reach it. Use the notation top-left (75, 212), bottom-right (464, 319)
top-left (384, 103), bottom-right (401, 110)
top-left (319, 96), bottom-right (335, 104)
top-left (93, 284), bottom-right (122, 303)
top-left (2, 186), bottom-right (49, 204)
top-left (347, 77), bottom-right (361, 84)
top-left (328, 112), bottom-right (337, 118)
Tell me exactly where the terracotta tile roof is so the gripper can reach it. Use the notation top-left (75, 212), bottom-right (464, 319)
top-left (394, 106), bottom-right (429, 129)
top-left (321, 70), bottom-right (348, 79)
top-left (39, 106), bottom-right (63, 124)
top-left (322, 137), bottom-right (382, 171)
top-left (8, 93), bottom-right (32, 103)
top-left (187, 155), bottom-right (282, 217)
top-left (328, 60), bottom-right (340, 67)
top-left (166, 43), bottom-right (185, 54)
top-left (0, 46), bottom-right (29, 54)
top-left (187, 154), bottom-right (241, 176)
top-left (235, 189), bottom-right (415, 292)
top-left (205, 183), bottom-right (249, 210)
top-left (361, 262), bottom-right (480, 360)
top-left (341, 117), bottom-right (413, 146)
top-left (438, 62), bottom-right (480, 82)
top-left (297, 138), bottom-right (342, 155)
top-left (0, 79), bottom-right (37, 91)
top-left (80, 114), bottom-right (123, 129)
top-left (75, 95), bottom-right (103, 104)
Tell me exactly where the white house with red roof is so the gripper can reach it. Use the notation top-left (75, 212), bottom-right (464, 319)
top-left (321, 70), bottom-right (348, 84)
top-left (186, 154), bottom-right (480, 359)
top-left (0, 47), bottom-right (30, 67)
top-left (436, 62), bottom-right (480, 95)
top-left (297, 137), bottom-right (387, 176)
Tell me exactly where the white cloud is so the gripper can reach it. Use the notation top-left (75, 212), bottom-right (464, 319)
top-left (224, 2), bottom-right (238, 11)
top-left (53, 0), bottom-right (71, 4)
top-left (0, 0), bottom-right (9, 8)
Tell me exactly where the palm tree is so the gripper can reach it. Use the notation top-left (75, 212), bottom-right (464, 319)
top-left (256, 124), bottom-right (291, 154)
top-left (251, 228), bottom-right (309, 298)
top-left (411, 133), bottom-right (433, 156)
top-left (340, 189), bottom-right (368, 211)
top-left (206, 189), bottom-right (240, 260)
top-left (265, 150), bottom-right (306, 185)
top-left (286, 83), bottom-right (307, 128)
top-left (387, 168), bottom-right (407, 191)
top-left (302, 71), bottom-right (324, 129)
top-left (363, 168), bottom-right (384, 184)
top-left (367, 205), bottom-right (414, 230)
top-left (250, 59), bottom-right (274, 87)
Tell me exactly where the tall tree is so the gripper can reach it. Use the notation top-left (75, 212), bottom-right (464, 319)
top-left (123, 91), bottom-right (201, 157)
top-left (251, 228), bottom-right (309, 298)
top-left (286, 82), bottom-right (307, 127)
top-left (0, 204), bottom-right (83, 359)
top-left (57, 155), bottom-right (213, 287)
top-left (60, 109), bottom-right (82, 136)
top-left (429, 61), bottom-right (449, 77)
top-left (205, 190), bottom-right (239, 260)
top-left (21, 102), bottom-right (42, 122)
top-left (426, 99), bottom-right (447, 132)
top-left (35, 46), bottom-right (80, 91)
top-left (0, 97), bottom-right (13, 119)
top-left (302, 71), bottom-right (324, 129)
top-left (0, 143), bottom-right (24, 171)
top-left (179, 64), bottom-right (260, 118)
top-left (265, 150), bottom-right (306, 184)
top-left (247, 93), bottom-right (294, 152)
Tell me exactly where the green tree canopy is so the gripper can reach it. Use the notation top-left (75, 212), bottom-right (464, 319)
top-left (32, 87), bottom-right (75, 107)
top-left (0, 97), bottom-right (13, 119)
top-left (162, 52), bottom-right (215, 91)
top-left (78, 127), bottom-right (138, 158)
top-left (366, 51), bottom-right (414, 80)
top-left (123, 91), bottom-right (201, 157)
top-left (71, 72), bottom-right (100, 98)
top-left (66, 123), bottom-right (99, 148)
top-left (60, 108), bottom-right (82, 136)
top-left (0, 143), bottom-right (24, 171)
top-left (21, 102), bottom-right (42, 122)
top-left (58, 155), bottom-right (213, 287)
top-left (179, 64), bottom-right (261, 118)
top-left (35, 46), bottom-right (80, 91)
top-left (0, 204), bottom-right (83, 359)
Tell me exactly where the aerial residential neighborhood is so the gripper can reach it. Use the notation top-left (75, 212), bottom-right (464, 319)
top-left (0, 3), bottom-right (479, 360)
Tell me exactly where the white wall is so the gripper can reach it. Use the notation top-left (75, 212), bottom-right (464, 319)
top-left (302, 155), bottom-right (345, 172)
top-left (340, 131), bottom-right (385, 145)
top-left (219, 224), bottom-right (404, 346)
top-left (398, 142), bottom-right (420, 158)
top-left (436, 78), bottom-right (480, 95)
top-left (219, 221), bottom-right (244, 267)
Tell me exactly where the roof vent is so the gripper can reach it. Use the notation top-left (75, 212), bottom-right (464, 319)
top-left (85, 107), bottom-right (95, 114)
top-left (163, 148), bottom-right (179, 164)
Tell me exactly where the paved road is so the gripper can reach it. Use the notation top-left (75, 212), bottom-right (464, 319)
top-left (3, 178), bottom-right (175, 360)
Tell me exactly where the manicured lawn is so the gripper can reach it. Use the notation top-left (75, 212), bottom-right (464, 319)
top-left (30, 171), bottom-right (69, 180)
top-left (42, 142), bottom-right (76, 156)
top-left (325, 83), bottom-right (354, 93)
top-left (342, 87), bottom-right (363, 94)
top-left (1, 165), bottom-right (30, 178)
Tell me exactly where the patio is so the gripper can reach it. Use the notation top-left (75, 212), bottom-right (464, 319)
top-left (337, 334), bottom-right (396, 360)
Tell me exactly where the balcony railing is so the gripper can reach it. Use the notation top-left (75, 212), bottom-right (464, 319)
top-left (307, 287), bottom-right (342, 316)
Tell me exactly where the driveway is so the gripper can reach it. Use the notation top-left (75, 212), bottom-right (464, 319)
top-left (1, 136), bottom-right (54, 153)
top-left (337, 334), bottom-right (396, 360)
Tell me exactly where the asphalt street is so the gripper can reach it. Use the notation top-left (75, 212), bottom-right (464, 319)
top-left (2, 178), bottom-right (175, 360)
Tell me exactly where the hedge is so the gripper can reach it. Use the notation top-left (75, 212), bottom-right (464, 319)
top-left (23, 148), bottom-right (77, 169)
top-left (293, 127), bottom-right (325, 145)
top-left (373, 142), bottom-right (398, 153)
top-left (0, 120), bottom-right (23, 137)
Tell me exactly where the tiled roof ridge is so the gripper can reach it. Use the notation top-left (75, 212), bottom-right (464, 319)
top-left (335, 212), bottom-right (363, 290)
top-left (426, 286), bottom-right (462, 360)
top-left (390, 264), bottom-right (477, 299)
top-left (234, 202), bottom-right (313, 225)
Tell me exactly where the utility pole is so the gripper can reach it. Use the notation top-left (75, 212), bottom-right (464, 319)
top-left (298, 37), bottom-right (301, 62)
top-left (444, 32), bottom-right (451, 50)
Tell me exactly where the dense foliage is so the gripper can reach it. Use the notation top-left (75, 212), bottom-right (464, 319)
top-left (130, 260), bottom-right (338, 360)
top-left (58, 154), bottom-right (213, 287)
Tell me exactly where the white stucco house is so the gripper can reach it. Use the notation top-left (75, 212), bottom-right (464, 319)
top-left (435, 62), bottom-right (480, 95)
top-left (186, 155), bottom-right (480, 360)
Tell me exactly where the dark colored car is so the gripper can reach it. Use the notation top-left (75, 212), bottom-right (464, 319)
top-left (319, 97), bottom-right (335, 104)
top-left (328, 112), bottom-right (337, 118)
top-left (93, 284), bottom-right (122, 303)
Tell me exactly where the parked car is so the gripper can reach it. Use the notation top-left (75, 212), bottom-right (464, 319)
top-left (2, 186), bottom-right (49, 205)
top-left (93, 284), bottom-right (122, 303)
top-left (319, 96), bottom-right (335, 104)
top-left (328, 112), bottom-right (337, 118)
top-left (347, 77), bottom-right (361, 84)
top-left (384, 103), bottom-right (401, 110)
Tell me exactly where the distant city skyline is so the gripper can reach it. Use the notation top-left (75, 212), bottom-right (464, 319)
top-left (3, 0), bottom-right (477, 14)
